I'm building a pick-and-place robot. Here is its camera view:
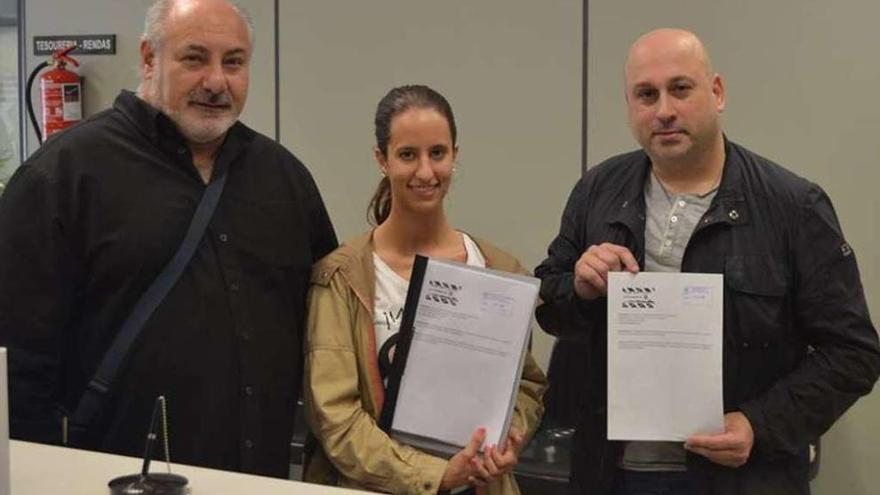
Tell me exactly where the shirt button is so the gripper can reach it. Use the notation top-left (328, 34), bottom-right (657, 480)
top-left (244, 439), bottom-right (253, 449)
top-left (244, 385), bottom-right (254, 396)
top-left (670, 215), bottom-right (678, 223)
top-left (678, 200), bottom-right (686, 207)
top-left (177, 146), bottom-right (186, 155)
top-left (423, 482), bottom-right (432, 491)
top-left (664, 239), bottom-right (672, 247)
top-left (219, 233), bottom-right (229, 242)
top-left (230, 283), bottom-right (240, 292)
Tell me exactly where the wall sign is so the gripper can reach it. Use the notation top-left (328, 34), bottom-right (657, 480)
top-left (33, 34), bottom-right (116, 56)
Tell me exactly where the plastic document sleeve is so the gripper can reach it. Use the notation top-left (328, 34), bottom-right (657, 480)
top-left (378, 255), bottom-right (540, 457)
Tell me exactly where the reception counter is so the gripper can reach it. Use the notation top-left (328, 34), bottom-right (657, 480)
top-left (10, 440), bottom-right (370, 494)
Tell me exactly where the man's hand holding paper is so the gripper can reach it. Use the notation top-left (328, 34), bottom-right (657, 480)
top-left (686, 412), bottom-right (755, 467)
top-left (574, 243), bottom-right (640, 300)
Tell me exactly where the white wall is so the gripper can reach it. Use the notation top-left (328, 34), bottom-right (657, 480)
top-left (587, 1), bottom-right (880, 492)
top-left (279, 0), bottom-right (583, 370)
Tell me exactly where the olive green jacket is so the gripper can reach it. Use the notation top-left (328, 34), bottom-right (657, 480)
top-left (303, 231), bottom-right (547, 495)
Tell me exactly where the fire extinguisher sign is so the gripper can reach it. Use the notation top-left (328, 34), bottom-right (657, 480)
top-left (33, 34), bottom-right (116, 56)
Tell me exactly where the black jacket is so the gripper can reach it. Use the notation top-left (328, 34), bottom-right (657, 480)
top-left (535, 139), bottom-right (880, 494)
top-left (0, 91), bottom-right (338, 477)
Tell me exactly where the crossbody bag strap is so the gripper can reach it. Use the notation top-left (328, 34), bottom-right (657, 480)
top-left (70, 168), bottom-right (229, 431)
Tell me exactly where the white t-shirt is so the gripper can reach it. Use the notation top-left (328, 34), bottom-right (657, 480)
top-left (372, 233), bottom-right (486, 377)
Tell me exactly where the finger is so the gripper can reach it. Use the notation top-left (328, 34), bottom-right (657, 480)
top-left (491, 445), bottom-right (518, 472)
top-left (686, 433), bottom-right (738, 451)
top-left (591, 245), bottom-right (626, 272)
top-left (470, 456), bottom-right (492, 480)
top-left (464, 427), bottom-right (487, 457)
top-left (502, 429), bottom-right (525, 455)
top-left (575, 258), bottom-right (608, 293)
top-left (482, 445), bottom-right (501, 476)
top-left (574, 268), bottom-right (607, 296)
top-left (604, 244), bottom-right (640, 273)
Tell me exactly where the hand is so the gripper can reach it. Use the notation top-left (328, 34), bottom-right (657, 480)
top-left (440, 428), bottom-right (491, 491)
top-left (481, 429), bottom-right (525, 480)
top-left (685, 412), bottom-right (754, 468)
top-left (573, 243), bottom-right (639, 300)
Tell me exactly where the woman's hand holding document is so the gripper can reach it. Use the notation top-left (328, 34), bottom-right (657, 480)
top-left (439, 427), bottom-right (526, 489)
top-left (607, 271), bottom-right (725, 441)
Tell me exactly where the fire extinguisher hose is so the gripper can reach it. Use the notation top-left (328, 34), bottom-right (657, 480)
top-left (25, 61), bottom-right (50, 146)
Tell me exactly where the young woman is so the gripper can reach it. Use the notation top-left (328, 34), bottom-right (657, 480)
top-left (303, 85), bottom-right (546, 495)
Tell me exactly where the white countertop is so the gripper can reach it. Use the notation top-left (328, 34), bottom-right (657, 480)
top-left (10, 440), bottom-right (370, 494)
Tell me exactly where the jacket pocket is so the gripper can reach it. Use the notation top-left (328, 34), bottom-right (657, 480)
top-left (725, 254), bottom-right (787, 298)
top-left (724, 254), bottom-right (788, 334)
top-left (724, 254), bottom-right (790, 401)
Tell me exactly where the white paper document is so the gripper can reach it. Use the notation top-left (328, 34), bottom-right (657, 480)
top-left (607, 272), bottom-right (724, 441)
top-left (389, 258), bottom-right (539, 456)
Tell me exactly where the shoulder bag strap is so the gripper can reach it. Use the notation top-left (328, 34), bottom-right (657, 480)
top-left (70, 168), bottom-right (229, 431)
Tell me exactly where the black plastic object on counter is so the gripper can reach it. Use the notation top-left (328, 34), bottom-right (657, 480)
top-left (108, 472), bottom-right (189, 495)
top-left (108, 396), bottom-right (189, 494)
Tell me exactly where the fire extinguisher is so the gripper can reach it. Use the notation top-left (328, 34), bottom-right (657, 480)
top-left (26, 45), bottom-right (83, 145)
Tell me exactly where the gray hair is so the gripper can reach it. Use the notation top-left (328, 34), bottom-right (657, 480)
top-left (142, 0), bottom-right (255, 52)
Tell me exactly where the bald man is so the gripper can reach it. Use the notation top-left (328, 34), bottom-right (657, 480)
top-left (535, 29), bottom-right (879, 494)
top-left (0, 0), bottom-right (336, 476)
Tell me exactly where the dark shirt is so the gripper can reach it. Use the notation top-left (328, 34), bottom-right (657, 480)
top-left (0, 90), bottom-right (338, 477)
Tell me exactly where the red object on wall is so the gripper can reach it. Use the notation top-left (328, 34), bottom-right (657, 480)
top-left (40, 45), bottom-right (82, 139)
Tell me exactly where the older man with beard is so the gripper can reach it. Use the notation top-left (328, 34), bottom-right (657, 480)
top-left (0, 0), bottom-right (337, 477)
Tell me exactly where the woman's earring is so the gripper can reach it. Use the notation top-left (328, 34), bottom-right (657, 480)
top-left (452, 166), bottom-right (457, 174)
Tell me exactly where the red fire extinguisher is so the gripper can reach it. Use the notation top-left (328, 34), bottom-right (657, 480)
top-left (26, 45), bottom-right (83, 145)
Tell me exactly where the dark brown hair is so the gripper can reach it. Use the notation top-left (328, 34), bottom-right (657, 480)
top-left (368, 85), bottom-right (457, 225)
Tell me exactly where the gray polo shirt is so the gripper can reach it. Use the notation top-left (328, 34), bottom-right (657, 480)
top-left (620, 169), bottom-right (718, 472)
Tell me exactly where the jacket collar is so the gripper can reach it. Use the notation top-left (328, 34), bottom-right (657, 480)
top-left (335, 231), bottom-right (377, 316)
top-left (114, 89), bottom-right (187, 147)
top-left (607, 136), bottom-right (751, 232)
top-left (314, 229), bottom-right (526, 316)
top-left (710, 138), bottom-right (750, 226)
top-left (113, 90), bottom-right (255, 178)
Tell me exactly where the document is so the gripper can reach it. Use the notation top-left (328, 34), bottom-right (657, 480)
top-left (380, 256), bottom-right (540, 457)
top-left (607, 272), bottom-right (724, 441)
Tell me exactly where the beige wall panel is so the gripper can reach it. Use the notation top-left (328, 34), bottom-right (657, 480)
top-left (279, 0), bottom-right (583, 370)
